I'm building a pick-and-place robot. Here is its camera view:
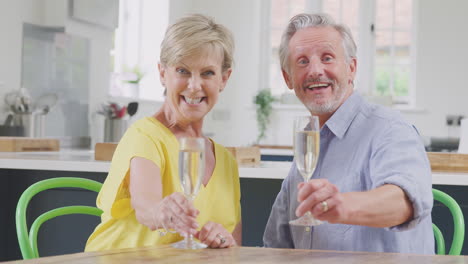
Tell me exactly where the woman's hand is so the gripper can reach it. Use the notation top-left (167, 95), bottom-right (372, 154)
top-left (130, 157), bottom-right (199, 236)
top-left (194, 221), bottom-right (236, 248)
top-left (152, 192), bottom-right (199, 237)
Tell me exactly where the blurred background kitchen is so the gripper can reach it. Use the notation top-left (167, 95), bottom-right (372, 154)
top-left (0, 0), bottom-right (467, 152)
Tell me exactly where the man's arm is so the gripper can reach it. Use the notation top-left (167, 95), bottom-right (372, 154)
top-left (296, 180), bottom-right (412, 227)
top-left (342, 184), bottom-right (413, 227)
top-left (296, 119), bottom-right (432, 229)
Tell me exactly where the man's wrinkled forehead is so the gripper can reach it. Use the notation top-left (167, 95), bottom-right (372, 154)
top-left (288, 27), bottom-right (342, 52)
top-left (290, 42), bottom-right (338, 58)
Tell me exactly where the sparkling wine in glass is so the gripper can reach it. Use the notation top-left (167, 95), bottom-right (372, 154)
top-left (172, 137), bottom-right (207, 249)
top-left (289, 115), bottom-right (324, 226)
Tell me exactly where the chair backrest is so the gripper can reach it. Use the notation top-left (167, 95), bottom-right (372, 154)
top-left (16, 177), bottom-right (103, 259)
top-left (432, 188), bottom-right (465, 255)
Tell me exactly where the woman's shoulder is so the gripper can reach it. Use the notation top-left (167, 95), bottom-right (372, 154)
top-left (111, 117), bottom-right (174, 169)
top-left (130, 117), bottom-right (166, 132)
top-left (115, 117), bottom-right (176, 155)
top-left (126, 117), bottom-right (173, 141)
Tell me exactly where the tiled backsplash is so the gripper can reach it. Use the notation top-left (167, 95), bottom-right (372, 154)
top-left (21, 23), bottom-right (90, 138)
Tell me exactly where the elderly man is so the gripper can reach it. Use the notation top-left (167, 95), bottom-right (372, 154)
top-left (263, 13), bottom-right (434, 254)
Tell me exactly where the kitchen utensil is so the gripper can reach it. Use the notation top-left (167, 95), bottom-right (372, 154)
top-left (34, 93), bottom-right (58, 114)
top-left (12, 113), bottom-right (45, 137)
top-left (104, 119), bottom-right (128, 142)
top-left (5, 91), bottom-right (21, 113)
top-left (4, 114), bottom-right (13, 126)
top-left (109, 103), bottom-right (119, 119)
top-left (15, 96), bottom-right (25, 113)
top-left (21, 97), bottom-right (30, 112)
top-left (18, 88), bottom-right (32, 112)
top-left (4, 91), bottom-right (18, 106)
top-left (4, 88), bottom-right (32, 114)
top-left (127, 102), bottom-right (138, 117)
top-left (97, 104), bottom-right (111, 119)
top-left (0, 125), bottom-right (24, 137)
top-left (118, 106), bottom-right (127, 118)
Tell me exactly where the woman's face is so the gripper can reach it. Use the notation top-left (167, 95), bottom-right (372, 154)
top-left (159, 46), bottom-right (231, 124)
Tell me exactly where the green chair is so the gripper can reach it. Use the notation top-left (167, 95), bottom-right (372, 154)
top-left (432, 188), bottom-right (465, 255)
top-left (16, 177), bottom-right (103, 259)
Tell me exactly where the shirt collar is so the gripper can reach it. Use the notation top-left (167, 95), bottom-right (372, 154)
top-left (323, 92), bottom-right (364, 139)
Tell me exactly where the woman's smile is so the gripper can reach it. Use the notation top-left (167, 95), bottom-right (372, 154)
top-left (181, 95), bottom-right (206, 105)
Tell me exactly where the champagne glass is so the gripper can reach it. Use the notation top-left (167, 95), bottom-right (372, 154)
top-left (172, 137), bottom-right (207, 249)
top-left (289, 115), bottom-right (324, 226)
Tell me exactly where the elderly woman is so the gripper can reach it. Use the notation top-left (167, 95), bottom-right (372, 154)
top-left (85, 14), bottom-right (241, 251)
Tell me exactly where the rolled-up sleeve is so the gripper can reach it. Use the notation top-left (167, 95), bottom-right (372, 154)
top-left (369, 121), bottom-right (433, 231)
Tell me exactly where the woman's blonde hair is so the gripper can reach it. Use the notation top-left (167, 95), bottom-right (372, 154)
top-left (160, 14), bottom-right (234, 72)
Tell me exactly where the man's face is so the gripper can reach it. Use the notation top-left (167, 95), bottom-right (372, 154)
top-left (283, 26), bottom-right (356, 115)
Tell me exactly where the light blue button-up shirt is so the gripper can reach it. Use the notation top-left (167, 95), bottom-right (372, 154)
top-left (263, 92), bottom-right (434, 254)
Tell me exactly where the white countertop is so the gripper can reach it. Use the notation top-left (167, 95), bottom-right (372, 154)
top-left (0, 149), bottom-right (110, 173)
top-left (260, 148), bottom-right (293, 156)
top-left (0, 149), bottom-right (467, 185)
top-left (0, 149), bottom-right (290, 178)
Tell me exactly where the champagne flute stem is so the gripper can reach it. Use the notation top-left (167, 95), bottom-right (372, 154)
top-left (186, 197), bottom-right (194, 249)
top-left (186, 234), bottom-right (193, 249)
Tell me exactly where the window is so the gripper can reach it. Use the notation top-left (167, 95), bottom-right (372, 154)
top-left (268, 0), bottom-right (415, 105)
top-left (111, 0), bottom-right (169, 101)
top-left (268, 0), bottom-right (308, 96)
top-left (372, 0), bottom-right (413, 104)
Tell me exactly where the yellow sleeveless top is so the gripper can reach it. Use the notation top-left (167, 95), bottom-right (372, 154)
top-left (85, 117), bottom-right (241, 251)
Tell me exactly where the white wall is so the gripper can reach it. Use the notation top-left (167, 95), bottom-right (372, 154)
top-left (403, 0), bottom-right (468, 139)
top-left (0, 1), bottom-right (25, 120)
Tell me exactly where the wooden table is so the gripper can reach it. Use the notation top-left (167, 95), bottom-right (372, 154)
top-left (5, 246), bottom-right (468, 264)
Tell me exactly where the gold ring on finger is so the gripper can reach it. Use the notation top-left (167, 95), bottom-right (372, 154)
top-left (216, 233), bottom-right (226, 244)
top-left (321, 200), bottom-right (329, 212)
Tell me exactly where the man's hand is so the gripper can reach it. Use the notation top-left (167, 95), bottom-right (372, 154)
top-left (296, 179), bottom-right (413, 227)
top-left (296, 179), bottom-right (353, 224)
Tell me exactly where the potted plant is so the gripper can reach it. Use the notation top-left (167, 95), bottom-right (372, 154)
top-left (124, 66), bottom-right (144, 84)
top-left (254, 89), bottom-right (277, 143)
top-left (121, 66), bottom-right (145, 97)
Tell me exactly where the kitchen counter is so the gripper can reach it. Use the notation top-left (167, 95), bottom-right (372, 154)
top-left (0, 149), bottom-right (467, 185)
top-left (1, 149), bottom-right (468, 258)
top-left (0, 149), bottom-right (290, 178)
top-left (0, 149), bottom-right (110, 173)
